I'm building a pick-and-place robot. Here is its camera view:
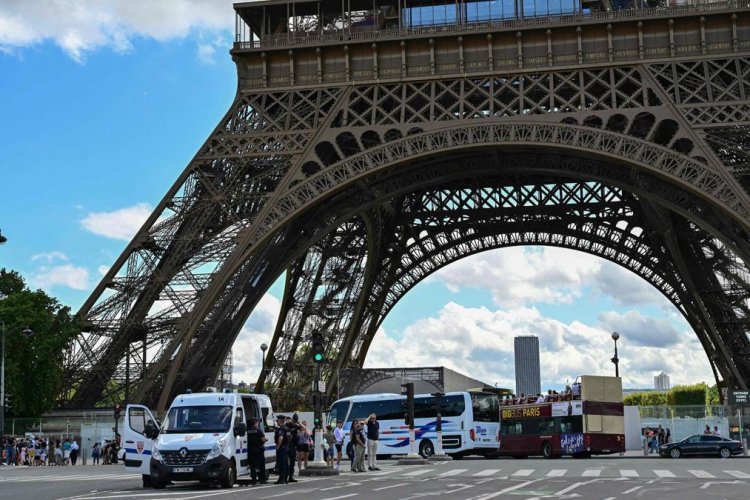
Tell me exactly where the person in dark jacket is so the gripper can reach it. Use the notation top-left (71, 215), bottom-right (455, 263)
top-left (247, 418), bottom-right (267, 484)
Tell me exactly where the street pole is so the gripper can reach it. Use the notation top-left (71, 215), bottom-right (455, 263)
top-left (611, 331), bottom-right (620, 378)
top-left (1, 321), bottom-right (5, 438)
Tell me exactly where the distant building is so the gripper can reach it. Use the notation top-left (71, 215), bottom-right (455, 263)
top-left (654, 372), bottom-right (671, 391)
top-left (514, 336), bottom-right (541, 397)
top-left (337, 366), bottom-right (491, 398)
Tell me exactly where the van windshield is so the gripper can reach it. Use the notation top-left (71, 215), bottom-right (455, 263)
top-left (162, 405), bottom-right (233, 433)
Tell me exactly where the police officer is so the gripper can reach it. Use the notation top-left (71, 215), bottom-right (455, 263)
top-left (274, 415), bottom-right (289, 484)
top-left (284, 415), bottom-right (300, 483)
top-left (247, 418), bottom-right (267, 485)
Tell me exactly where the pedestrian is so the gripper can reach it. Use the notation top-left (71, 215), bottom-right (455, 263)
top-left (296, 420), bottom-right (311, 472)
top-left (352, 421), bottom-right (367, 472)
top-left (704, 424), bottom-right (711, 435)
top-left (713, 426), bottom-right (721, 436)
top-left (366, 413), bottom-right (380, 471)
top-left (665, 428), bottom-right (671, 444)
top-left (324, 425), bottom-right (335, 467)
top-left (247, 418), bottom-right (267, 485)
top-left (348, 421), bottom-right (357, 469)
top-left (63, 438), bottom-right (71, 465)
top-left (70, 439), bottom-right (79, 465)
top-left (92, 442), bottom-right (101, 465)
top-left (285, 415), bottom-right (299, 483)
top-left (54, 440), bottom-right (63, 466)
top-left (334, 420), bottom-right (344, 471)
top-left (274, 415), bottom-right (289, 484)
top-left (658, 426), bottom-right (665, 446)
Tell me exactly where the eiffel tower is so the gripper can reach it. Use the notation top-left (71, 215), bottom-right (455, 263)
top-left (64, 0), bottom-right (750, 411)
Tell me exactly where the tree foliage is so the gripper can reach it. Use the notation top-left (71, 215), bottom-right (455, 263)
top-left (0, 268), bottom-right (80, 418)
top-left (623, 382), bottom-right (715, 406)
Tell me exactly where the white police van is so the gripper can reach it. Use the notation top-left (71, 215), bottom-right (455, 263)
top-left (124, 389), bottom-right (276, 489)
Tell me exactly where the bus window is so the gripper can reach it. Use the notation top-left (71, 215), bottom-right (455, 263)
top-left (471, 393), bottom-right (500, 422)
top-left (328, 400), bottom-right (350, 426)
top-left (557, 416), bottom-right (583, 434)
top-left (538, 418), bottom-right (555, 434)
top-left (441, 395), bottom-right (466, 417)
top-left (376, 398), bottom-right (405, 421)
top-left (501, 421), bottom-right (522, 435)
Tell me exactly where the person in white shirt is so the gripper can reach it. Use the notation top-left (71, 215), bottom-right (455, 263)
top-left (333, 420), bottom-right (345, 471)
top-left (713, 426), bottom-right (722, 436)
top-left (535, 394), bottom-right (545, 404)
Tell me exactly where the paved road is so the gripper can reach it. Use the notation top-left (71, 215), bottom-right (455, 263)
top-left (2, 456), bottom-right (749, 499)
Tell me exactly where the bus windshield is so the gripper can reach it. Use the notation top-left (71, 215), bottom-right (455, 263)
top-left (471, 393), bottom-right (500, 422)
top-left (162, 405), bottom-right (233, 433)
top-left (327, 400), bottom-right (351, 426)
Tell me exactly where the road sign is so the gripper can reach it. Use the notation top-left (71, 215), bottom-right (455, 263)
top-left (730, 390), bottom-right (750, 405)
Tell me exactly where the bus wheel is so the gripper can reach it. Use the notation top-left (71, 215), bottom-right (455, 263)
top-left (542, 441), bottom-right (553, 459)
top-left (419, 440), bottom-right (435, 458)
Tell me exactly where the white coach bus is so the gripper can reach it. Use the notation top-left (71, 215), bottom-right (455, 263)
top-left (327, 391), bottom-right (500, 458)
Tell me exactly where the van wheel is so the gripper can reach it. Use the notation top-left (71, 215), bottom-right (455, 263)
top-left (542, 441), bottom-right (553, 459)
top-left (141, 474), bottom-right (151, 488)
top-left (220, 460), bottom-right (236, 488)
top-left (152, 479), bottom-right (166, 490)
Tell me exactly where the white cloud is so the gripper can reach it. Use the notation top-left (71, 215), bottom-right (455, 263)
top-left (429, 247), bottom-right (675, 309)
top-left (97, 265), bottom-right (110, 276)
top-left (231, 293), bottom-right (282, 385)
top-left (30, 251), bottom-right (69, 262)
top-left (81, 202), bottom-right (152, 241)
top-left (0, 0), bottom-right (235, 62)
top-left (365, 302), bottom-right (713, 392)
top-left (29, 264), bottom-right (90, 290)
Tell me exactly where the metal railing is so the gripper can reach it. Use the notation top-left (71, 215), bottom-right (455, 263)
top-left (235, 1), bottom-right (749, 50)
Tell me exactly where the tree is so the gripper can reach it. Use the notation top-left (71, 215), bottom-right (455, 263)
top-left (0, 268), bottom-right (80, 417)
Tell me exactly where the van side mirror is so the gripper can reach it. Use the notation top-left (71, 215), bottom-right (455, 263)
top-left (234, 422), bottom-right (247, 437)
top-left (145, 420), bottom-right (160, 439)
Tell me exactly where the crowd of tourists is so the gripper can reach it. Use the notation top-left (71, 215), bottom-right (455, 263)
top-left (504, 382), bottom-right (582, 405)
top-left (1, 436), bottom-right (81, 466)
top-left (244, 412), bottom-right (381, 486)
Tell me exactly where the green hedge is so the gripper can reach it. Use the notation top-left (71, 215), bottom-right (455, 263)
top-left (623, 383), bottom-right (709, 406)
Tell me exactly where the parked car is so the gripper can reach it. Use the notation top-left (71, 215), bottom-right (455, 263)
top-left (659, 434), bottom-right (743, 459)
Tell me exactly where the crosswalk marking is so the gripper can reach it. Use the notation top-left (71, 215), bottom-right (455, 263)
top-left (581, 469), bottom-right (602, 477)
top-left (654, 470), bottom-right (676, 478)
top-left (689, 470), bottom-right (716, 478)
top-left (402, 469), bottom-right (434, 476)
top-left (473, 469), bottom-right (500, 477)
top-left (620, 469), bottom-right (638, 477)
top-left (725, 470), bottom-right (750, 479)
top-left (545, 469), bottom-right (566, 477)
top-left (437, 469), bottom-right (467, 477)
top-left (512, 469), bottom-right (534, 477)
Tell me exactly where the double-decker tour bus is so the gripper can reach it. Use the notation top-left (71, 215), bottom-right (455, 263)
top-left (327, 390), bottom-right (500, 458)
top-left (498, 375), bottom-right (625, 458)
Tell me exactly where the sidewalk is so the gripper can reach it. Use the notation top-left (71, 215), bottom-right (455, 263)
top-left (602, 449), bottom-right (749, 458)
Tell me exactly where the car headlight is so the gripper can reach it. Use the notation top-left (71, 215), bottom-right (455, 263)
top-left (152, 446), bottom-right (162, 461)
top-left (206, 438), bottom-right (226, 461)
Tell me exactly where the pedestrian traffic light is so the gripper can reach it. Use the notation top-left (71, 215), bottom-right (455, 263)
top-left (113, 403), bottom-right (122, 420)
top-left (311, 331), bottom-right (325, 363)
top-left (4, 393), bottom-right (11, 409)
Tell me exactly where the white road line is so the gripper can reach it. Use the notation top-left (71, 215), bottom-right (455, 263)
top-left (472, 479), bottom-right (544, 500)
top-left (372, 483), bottom-right (407, 491)
top-left (402, 469), bottom-right (433, 476)
top-left (328, 494), bottom-right (358, 500)
top-left (620, 469), bottom-right (639, 477)
top-left (511, 469), bottom-right (534, 477)
top-left (546, 469), bottom-right (566, 477)
top-left (473, 469), bottom-right (500, 477)
top-left (622, 486), bottom-right (643, 494)
top-left (320, 481), bottom-right (361, 491)
top-left (437, 469), bottom-right (467, 477)
top-left (725, 470), bottom-right (750, 478)
top-left (654, 470), bottom-right (676, 478)
top-left (689, 470), bottom-right (716, 478)
top-left (581, 469), bottom-right (601, 477)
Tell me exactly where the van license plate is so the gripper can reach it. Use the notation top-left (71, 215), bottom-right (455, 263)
top-left (173, 467), bottom-right (193, 473)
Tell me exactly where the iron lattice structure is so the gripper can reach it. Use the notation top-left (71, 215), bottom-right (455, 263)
top-left (63, 0), bottom-right (750, 411)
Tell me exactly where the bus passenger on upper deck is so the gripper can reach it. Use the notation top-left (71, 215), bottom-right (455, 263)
top-left (535, 394), bottom-right (545, 404)
top-left (572, 382), bottom-right (581, 399)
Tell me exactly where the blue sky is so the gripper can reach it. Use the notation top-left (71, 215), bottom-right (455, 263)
top-left (0, 1), bottom-right (714, 394)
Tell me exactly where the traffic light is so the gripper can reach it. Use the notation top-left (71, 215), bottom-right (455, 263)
top-left (3, 393), bottom-right (11, 410)
top-left (401, 382), bottom-right (414, 399)
top-left (113, 403), bottom-right (122, 420)
top-left (311, 331), bottom-right (325, 363)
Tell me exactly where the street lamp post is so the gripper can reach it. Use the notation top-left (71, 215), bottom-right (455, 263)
top-left (259, 343), bottom-right (268, 393)
top-left (611, 331), bottom-right (620, 378)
